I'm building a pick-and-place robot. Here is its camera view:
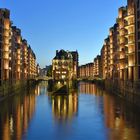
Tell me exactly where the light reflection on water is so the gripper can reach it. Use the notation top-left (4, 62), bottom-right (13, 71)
top-left (0, 81), bottom-right (140, 140)
top-left (51, 93), bottom-right (78, 121)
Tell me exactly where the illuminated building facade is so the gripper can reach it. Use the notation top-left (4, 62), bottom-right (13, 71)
top-left (78, 0), bottom-right (140, 105)
top-left (101, 38), bottom-right (110, 79)
top-left (70, 51), bottom-right (79, 78)
top-left (11, 26), bottom-right (22, 81)
top-left (21, 39), bottom-right (28, 79)
top-left (52, 49), bottom-right (79, 80)
top-left (0, 8), bottom-right (39, 86)
top-left (98, 0), bottom-right (140, 102)
top-left (79, 55), bottom-right (101, 79)
top-left (109, 24), bottom-right (119, 80)
top-left (135, 0), bottom-right (140, 80)
top-left (27, 46), bottom-right (37, 79)
top-left (101, 0), bottom-right (136, 82)
top-left (93, 55), bottom-right (101, 79)
top-left (79, 63), bottom-right (93, 79)
top-left (0, 9), bottom-right (11, 85)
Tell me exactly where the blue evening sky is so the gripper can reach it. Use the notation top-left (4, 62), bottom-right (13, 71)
top-left (0, 0), bottom-right (126, 68)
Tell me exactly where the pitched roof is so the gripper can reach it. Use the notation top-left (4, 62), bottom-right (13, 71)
top-left (53, 49), bottom-right (73, 60)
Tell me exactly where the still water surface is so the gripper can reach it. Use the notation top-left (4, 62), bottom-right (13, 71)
top-left (0, 82), bottom-right (140, 140)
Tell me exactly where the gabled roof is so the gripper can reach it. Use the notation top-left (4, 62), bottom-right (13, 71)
top-left (53, 49), bottom-right (73, 60)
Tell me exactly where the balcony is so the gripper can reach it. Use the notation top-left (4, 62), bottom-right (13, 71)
top-left (120, 39), bottom-right (128, 45)
top-left (124, 18), bottom-right (134, 26)
top-left (120, 54), bottom-right (125, 60)
top-left (128, 54), bottom-right (135, 66)
top-left (4, 19), bottom-right (10, 30)
top-left (109, 37), bottom-right (113, 44)
top-left (125, 23), bottom-right (135, 30)
top-left (17, 60), bottom-right (20, 65)
top-left (124, 14), bottom-right (134, 20)
top-left (3, 41), bottom-right (9, 45)
top-left (119, 63), bottom-right (126, 70)
top-left (3, 52), bottom-right (9, 59)
top-left (119, 36), bottom-right (126, 43)
top-left (128, 44), bottom-right (135, 54)
top-left (17, 68), bottom-right (20, 72)
top-left (128, 39), bottom-right (135, 45)
top-left (110, 60), bottom-right (113, 65)
top-left (3, 61), bottom-right (9, 69)
top-left (3, 46), bottom-right (9, 52)
top-left (3, 31), bottom-right (9, 37)
top-left (125, 32), bottom-right (134, 38)
top-left (119, 28), bottom-right (127, 36)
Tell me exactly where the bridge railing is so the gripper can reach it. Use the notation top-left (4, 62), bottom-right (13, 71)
top-left (29, 76), bottom-right (53, 81)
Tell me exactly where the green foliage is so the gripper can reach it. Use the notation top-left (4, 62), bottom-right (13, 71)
top-left (47, 66), bottom-right (52, 77)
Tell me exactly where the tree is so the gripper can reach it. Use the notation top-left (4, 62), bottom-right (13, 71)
top-left (47, 66), bottom-right (52, 77)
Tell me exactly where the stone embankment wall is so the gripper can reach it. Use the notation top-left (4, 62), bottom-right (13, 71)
top-left (105, 79), bottom-right (140, 107)
top-left (0, 80), bottom-right (37, 101)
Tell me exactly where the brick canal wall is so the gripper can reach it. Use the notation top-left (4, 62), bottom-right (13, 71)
top-left (0, 80), bottom-right (38, 101)
top-left (105, 79), bottom-right (140, 107)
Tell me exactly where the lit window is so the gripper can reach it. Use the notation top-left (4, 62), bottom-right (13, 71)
top-left (62, 75), bottom-right (65, 79)
top-left (62, 71), bottom-right (66, 74)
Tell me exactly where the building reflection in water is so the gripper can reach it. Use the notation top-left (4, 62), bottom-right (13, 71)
top-left (0, 82), bottom-right (140, 140)
top-left (79, 82), bottom-right (140, 140)
top-left (79, 82), bottom-right (103, 96)
top-left (103, 91), bottom-right (140, 140)
top-left (35, 81), bottom-right (48, 96)
top-left (35, 85), bottom-right (40, 96)
top-left (0, 87), bottom-right (36, 140)
top-left (51, 92), bottom-right (78, 121)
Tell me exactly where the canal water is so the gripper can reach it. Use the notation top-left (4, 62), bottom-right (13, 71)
top-left (0, 82), bottom-right (140, 140)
